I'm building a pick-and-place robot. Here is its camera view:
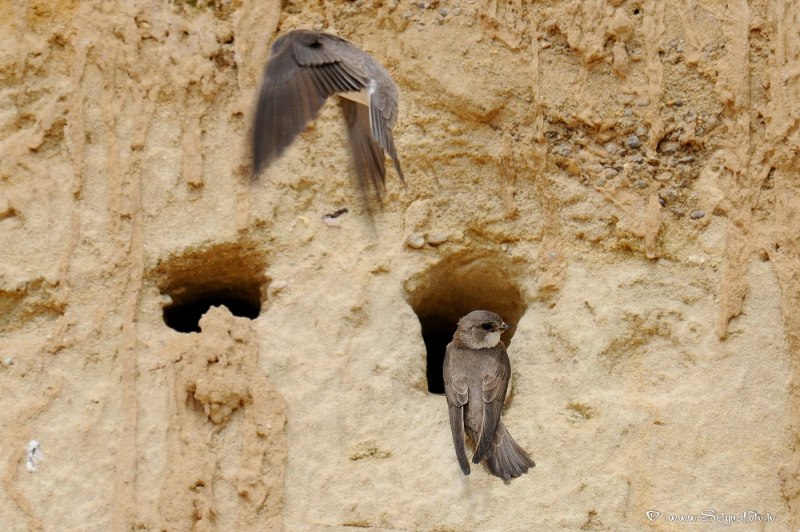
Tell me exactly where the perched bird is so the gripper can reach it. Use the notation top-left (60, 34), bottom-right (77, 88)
top-left (252, 29), bottom-right (404, 205)
top-left (443, 310), bottom-right (535, 481)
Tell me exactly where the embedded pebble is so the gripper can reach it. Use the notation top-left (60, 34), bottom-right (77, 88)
top-left (587, 162), bottom-right (604, 174)
top-left (553, 143), bottom-right (572, 156)
top-left (655, 171), bottom-right (673, 182)
top-left (406, 233), bottom-right (426, 249)
top-left (269, 280), bottom-right (289, 295)
top-left (634, 179), bottom-right (649, 189)
top-left (601, 167), bottom-right (619, 180)
top-left (690, 210), bottom-right (706, 219)
top-left (625, 135), bottom-right (642, 149)
top-left (604, 142), bottom-right (621, 155)
top-left (426, 231), bottom-right (448, 246)
top-left (687, 254), bottom-right (707, 266)
top-left (704, 115), bottom-right (720, 130)
top-left (658, 139), bottom-right (680, 153)
top-left (659, 188), bottom-right (678, 202)
top-left (631, 154), bottom-right (644, 163)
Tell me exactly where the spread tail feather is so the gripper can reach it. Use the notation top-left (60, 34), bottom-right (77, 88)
top-left (484, 421), bottom-right (534, 481)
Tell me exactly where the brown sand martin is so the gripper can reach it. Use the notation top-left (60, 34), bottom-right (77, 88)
top-left (252, 29), bottom-right (404, 205)
top-left (443, 310), bottom-right (535, 480)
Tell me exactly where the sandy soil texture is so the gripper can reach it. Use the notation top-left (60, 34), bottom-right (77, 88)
top-left (1, 0), bottom-right (799, 530)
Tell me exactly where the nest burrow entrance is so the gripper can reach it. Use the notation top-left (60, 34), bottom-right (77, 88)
top-left (153, 243), bottom-right (268, 333)
top-left (404, 252), bottom-right (527, 394)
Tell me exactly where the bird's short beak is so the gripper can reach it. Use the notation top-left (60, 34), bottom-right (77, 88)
top-left (500, 322), bottom-right (511, 331)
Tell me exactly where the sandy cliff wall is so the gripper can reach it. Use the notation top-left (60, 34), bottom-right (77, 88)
top-left (1, 0), bottom-right (799, 530)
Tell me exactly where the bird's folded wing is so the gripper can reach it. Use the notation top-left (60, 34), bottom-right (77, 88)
top-left (448, 404), bottom-right (470, 475)
top-left (444, 374), bottom-right (470, 475)
top-left (472, 361), bottom-right (508, 464)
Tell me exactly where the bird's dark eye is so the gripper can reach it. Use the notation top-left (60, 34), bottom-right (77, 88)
top-left (481, 322), bottom-right (493, 331)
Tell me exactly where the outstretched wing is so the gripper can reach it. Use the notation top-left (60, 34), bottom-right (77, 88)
top-left (443, 343), bottom-right (470, 475)
top-left (252, 31), bottom-right (367, 175)
top-left (472, 345), bottom-right (510, 464)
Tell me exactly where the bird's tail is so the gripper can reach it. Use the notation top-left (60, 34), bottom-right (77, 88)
top-left (483, 420), bottom-right (535, 481)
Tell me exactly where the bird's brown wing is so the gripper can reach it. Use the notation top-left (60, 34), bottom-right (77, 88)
top-left (369, 88), bottom-right (404, 182)
top-left (252, 31), bottom-right (367, 175)
top-left (340, 98), bottom-right (387, 203)
top-left (472, 345), bottom-right (510, 464)
top-left (443, 343), bottom-right (470, 475)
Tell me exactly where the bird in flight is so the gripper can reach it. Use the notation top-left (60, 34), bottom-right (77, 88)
top-left (443, 310), bottom-right (535, 481)
top-left (252, 29), bottom-right (404, 206)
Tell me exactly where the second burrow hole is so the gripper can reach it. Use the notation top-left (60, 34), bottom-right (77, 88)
top-left (152, 243), bottom-right (269, 333)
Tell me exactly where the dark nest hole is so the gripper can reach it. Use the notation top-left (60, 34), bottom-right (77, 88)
top-left (152, 243), bottom-right (268, 333)
top-left (163, 286), bottom-right (261, 333)
top-left (404, 251), bottom-right (527, 394)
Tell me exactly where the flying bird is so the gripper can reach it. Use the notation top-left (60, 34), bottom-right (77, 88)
top-left (443, 310), bottom-right (535, 481)
top-left (252, 29), bottom-right (404, 204)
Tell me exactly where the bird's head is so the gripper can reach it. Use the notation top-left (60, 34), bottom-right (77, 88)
top-left (454, 310), bottom-right (510, 350)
